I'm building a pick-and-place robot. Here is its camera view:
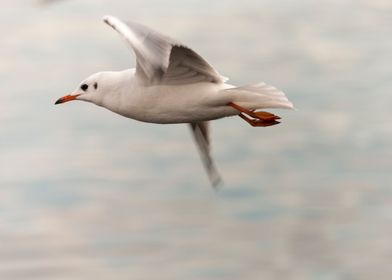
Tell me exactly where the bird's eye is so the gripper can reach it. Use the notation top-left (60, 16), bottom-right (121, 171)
top-left (93, 82), bottom-right (98, 90)
top-left (81, 84), bottom-right (88, 91)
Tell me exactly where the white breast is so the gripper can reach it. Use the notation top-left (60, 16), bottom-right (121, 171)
top-left (115, 82), bottom-right (234, 124)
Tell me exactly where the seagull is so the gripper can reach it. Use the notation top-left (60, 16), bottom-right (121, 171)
top-left (55, 16), bottom-right (294, 187)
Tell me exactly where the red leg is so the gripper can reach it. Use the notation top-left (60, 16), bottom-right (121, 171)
top-left (228, 102), bottom-right (281, 127)
top-left (238, 113), bottom-right (280, 127)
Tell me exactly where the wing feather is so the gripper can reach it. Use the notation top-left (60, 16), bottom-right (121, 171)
top-left (189, 122), bottom-right (222, 188)
top-left (103, 16), bottom-right (226, 86)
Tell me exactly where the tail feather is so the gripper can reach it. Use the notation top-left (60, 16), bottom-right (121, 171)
top-left (224, 82), bottom-right (294, 110)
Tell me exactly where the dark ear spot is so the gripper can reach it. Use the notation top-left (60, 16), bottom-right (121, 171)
top-left (93, 82), bottom-right (98, 90)
top-left (81, 84), bottom-right (88, 91)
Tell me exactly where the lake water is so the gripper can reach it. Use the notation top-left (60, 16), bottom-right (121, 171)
top-left (1, 0), bottom-right (392, 279)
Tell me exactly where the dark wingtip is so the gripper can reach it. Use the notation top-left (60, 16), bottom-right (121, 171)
top-left (54, 98), bottom-right (62, 105)
top-left (103, 15), bottom-right (112, 26)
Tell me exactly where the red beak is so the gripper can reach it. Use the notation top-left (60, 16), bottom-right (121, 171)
top-left (54, 94), bottom-right (80, 105)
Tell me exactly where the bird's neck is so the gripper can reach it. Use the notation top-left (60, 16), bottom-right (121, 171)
top-left (99, 69), bottom-right (141, 119)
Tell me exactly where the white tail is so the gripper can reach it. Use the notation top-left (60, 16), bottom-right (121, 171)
top-left (223, 82), bottom-right (294, 111)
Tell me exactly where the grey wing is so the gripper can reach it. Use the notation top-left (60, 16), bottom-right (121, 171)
top-left (103, 16), bottom-right (226, 86)
top-left (163, 46), bottom-right (227, 85)
top-left (189, 122), bottom-right (222, 188)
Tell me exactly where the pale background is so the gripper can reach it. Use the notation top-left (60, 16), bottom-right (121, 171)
top-left (0, 0), bottom-right (391, 279)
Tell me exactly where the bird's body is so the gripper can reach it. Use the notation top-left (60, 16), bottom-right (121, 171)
top-left (126, 82), bottom-right (234, 124)
top-left (55, 16), bottom-right (294, 186)
top-left (87, 69), bottom-right (237, 124)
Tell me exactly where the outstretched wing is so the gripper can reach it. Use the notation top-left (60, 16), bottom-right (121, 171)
top-left (189, 122), bottom-right (222, 188)
top-left (103, 16), bottom-right (226, 86)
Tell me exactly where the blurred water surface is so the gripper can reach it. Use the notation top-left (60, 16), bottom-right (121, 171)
top-left (0, 0), bottom-right (392, 279)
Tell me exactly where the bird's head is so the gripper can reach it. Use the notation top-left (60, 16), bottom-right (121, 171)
top-left (55, 71), bottom-right (126, 106)
top-left (55, 72), bottom-right (105, 106)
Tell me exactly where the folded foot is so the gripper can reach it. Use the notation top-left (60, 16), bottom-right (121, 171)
top-left (228, 102), bottom-right (281, 127)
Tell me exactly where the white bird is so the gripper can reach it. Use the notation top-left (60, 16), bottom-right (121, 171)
top-left (55, 16), bottom-right (294, 187)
